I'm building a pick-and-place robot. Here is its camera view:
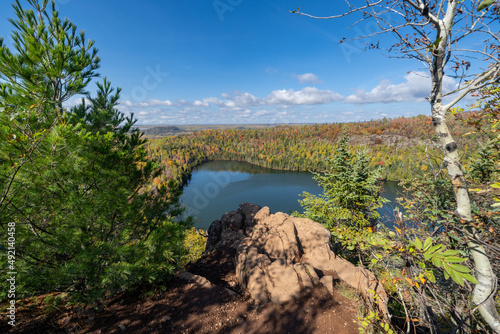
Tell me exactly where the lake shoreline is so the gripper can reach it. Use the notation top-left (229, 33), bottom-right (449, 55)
top-left (180, 160), bottom-right (404, 230)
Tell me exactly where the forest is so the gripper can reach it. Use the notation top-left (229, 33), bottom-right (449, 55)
top-left (0, 0), bottom-right (499, 333)
top-left (145, 113), bottom-right (488, 190)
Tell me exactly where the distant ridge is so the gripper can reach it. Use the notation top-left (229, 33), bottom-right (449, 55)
top-left (142, 126), bottom-right (185, 136)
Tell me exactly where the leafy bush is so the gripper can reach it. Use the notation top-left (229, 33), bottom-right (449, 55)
top-left (181, 228), bottom-right (207, 267)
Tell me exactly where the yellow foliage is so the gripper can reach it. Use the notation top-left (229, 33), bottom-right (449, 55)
top-left (181, 228), bottom-right (206, 267)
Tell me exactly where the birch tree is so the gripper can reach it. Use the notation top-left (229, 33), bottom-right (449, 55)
top-left (294, 1), bottom-right (500, 332)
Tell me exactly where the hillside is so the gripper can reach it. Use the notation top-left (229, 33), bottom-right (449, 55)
top-left (142, 126), bottom-right (186, 137)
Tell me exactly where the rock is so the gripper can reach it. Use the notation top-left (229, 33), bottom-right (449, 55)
top-left (237, 202), bottom-right (262, 234)
top-left (177, 270), bottom-right (212, 289)
top-left (262, 212), bottom-right (289, 230)
top-left (265, 261), bottom-right (301, 303)
top-left (204, 203), bottom-right (263, 253)
top-left (263, 220), bottom-right (300, 264)
top-left (220, 229), bottom-right (245, 249)
top-left (223, 287), bottom-right (240, 299)
top-left (320, 276), bottom-right (335, 295)
top-left (293, 263), bottom-right (316, 290)
top-left (301, 247), bottom-right (336, 276)
top-left (292, 218), bottom-right (331, 253)
top-left (237, 202), bottom-right (262, 222)
top-left (243, 246), bottom-right (272, 303)
top-left (208, 202), bottom-right (388, 317)
top-left (253, 206), bottom-right (271, 224)
top-left (221, 211), bottom-right (243, 231)
top-left (206, 219), bottom-right (222, 251)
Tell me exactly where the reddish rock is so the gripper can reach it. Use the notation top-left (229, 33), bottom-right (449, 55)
top-left (208, 202), bottom-right (388, 318)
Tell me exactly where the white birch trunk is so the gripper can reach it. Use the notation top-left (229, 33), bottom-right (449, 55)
top-left (430, 4), bottom-right (500, 327)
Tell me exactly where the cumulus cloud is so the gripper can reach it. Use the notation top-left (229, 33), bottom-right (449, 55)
top-left (121, 99), bottom-right (174, 107)
top-left (344, 71), bottom-right (457, 104)
top-left (294, 73), bottom-right (323, 84)
top-left (265, 87), bottom-right (342, 105)
top-left (186, 87), bottom-right (343, 110)
top-left (123, 72), bottom-right (454, 125)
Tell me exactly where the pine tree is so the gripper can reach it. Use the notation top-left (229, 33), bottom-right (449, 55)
top-left (469, 140), bottom-right (498, 184)
top-left (300, 135), bottom-right (387, 229)
top-left (0, 0), bottom-right (188, 302)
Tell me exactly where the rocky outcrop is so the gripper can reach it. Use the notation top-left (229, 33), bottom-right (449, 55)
top-left (206, 202), bottom-right (389, 317)
top-left (205, 202), bottom-right (262, 252)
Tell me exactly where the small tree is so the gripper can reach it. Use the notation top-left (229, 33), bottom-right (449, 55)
top-left (300, 135), bottom-right (387, 244)
top-left (468, 140), bottom-right (498, 183)
top-left (293, 1), bottom-right (500, 331)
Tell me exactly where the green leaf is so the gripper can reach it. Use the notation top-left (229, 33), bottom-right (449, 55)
top-left (491, 182), bottom-right (500, 189)
top-left (477, 0), bottom-right (495, 11)
top-left (425, 244), bottom-right (443, 260)
top-left (449, 263), bottom-right (471, 273)
top-left (450, 270), bottom-right (465, 287)
top-left (427, 37), bottom-right (442, 51)
top-left (423, 237), bottom-right (432, 251)
top-left (431, 257), bottom-right (443, 268)
top-left (445, 256), bottom-right (466, 263)
top-left (414, 237), bottom-right (423, 250)
top-left (462, 273), bottom-right (479, 284)
top-left (426, 244), bottom-right (443, 255)
top-left (442, 250), bottom-right (460, 256)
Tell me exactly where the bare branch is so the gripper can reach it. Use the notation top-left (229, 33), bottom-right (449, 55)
top-left (443, 64), bottom-right (500, 110)
top-left (290, 0), bottom-right (383, 19)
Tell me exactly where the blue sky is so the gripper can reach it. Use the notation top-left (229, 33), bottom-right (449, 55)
top-left (0, 0), bottom-right (482, 125)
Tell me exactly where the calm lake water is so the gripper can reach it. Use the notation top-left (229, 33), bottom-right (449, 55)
top-left (180, 160), bottom-right (403, 230)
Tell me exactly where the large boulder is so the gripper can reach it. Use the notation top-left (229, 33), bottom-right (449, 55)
top-left (207, 203), bottom-right (389, 317)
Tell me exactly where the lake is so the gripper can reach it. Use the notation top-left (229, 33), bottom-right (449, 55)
top-left (180, 160), bottom-right (403, 230)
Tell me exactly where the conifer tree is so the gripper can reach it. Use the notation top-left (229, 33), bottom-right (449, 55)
top-left (300, 135), bottom-right (387, 229)
top-left (0, 0), bottom-right (187, 302)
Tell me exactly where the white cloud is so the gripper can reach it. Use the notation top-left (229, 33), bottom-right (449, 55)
top-left (344, 71), bottom-right (457, 104)
top-left (294, 73), bottom-right (323, 84)
top-left (265, 87), bottom-right (342, 105)
top-left (187, 87), bottom-right (343, 110)
top-left (148, 99), bottom-right (174, 106)
top-left (121, 99), bottom-right (174, 108)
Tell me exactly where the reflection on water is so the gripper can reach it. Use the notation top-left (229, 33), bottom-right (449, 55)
top-left (180, 161), bottom-right (404, 230)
